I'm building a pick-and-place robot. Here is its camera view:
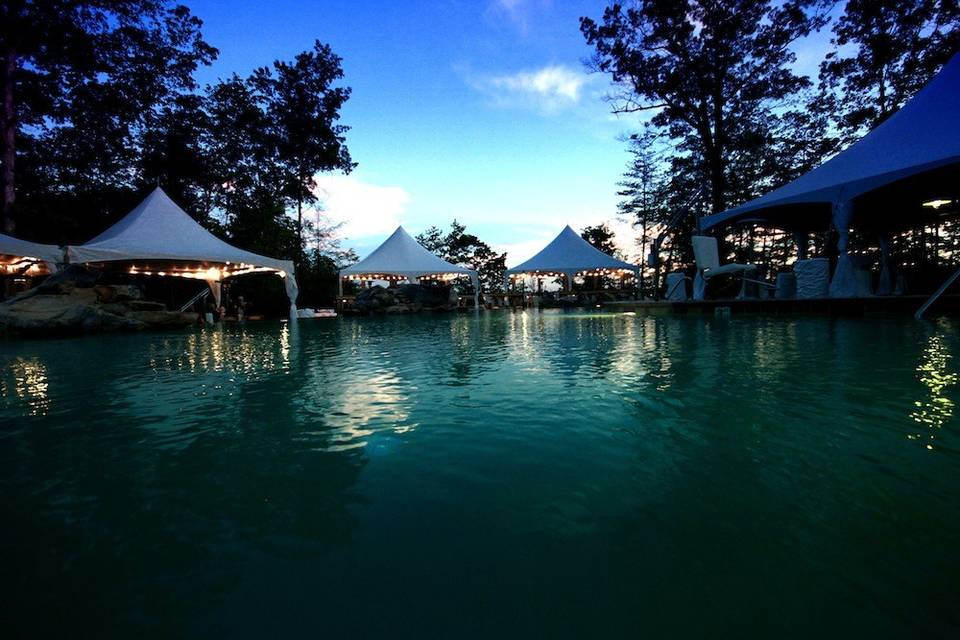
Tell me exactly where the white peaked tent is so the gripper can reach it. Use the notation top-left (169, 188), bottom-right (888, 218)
top-left (339, 226), bottom-right (479, 307)
top-left (702, 53), bottom-right (960, 296)
top-left (68, 188), bottom-right (299, 314)
top-left (504, 225), bottom-right (639, 288)
top-left (1, 233), bottom-right (63, 276)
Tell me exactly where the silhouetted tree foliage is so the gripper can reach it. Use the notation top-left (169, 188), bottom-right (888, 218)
top-left (818, 0), bottom-right (960, 146)
top-left (1, 1), bottom-right (356, 310)
top-left (1, 0), bottom-right (217, 235)
top-left (580, 223), bottom-right (619, 256)
top-left (416, 220), bottom-right (508, 292)
top-left (588, 0), bottom-right (960, 294)
top-left (581, 0), bottom-right (831, 216)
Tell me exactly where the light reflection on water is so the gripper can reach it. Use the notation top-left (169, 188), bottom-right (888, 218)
top-left (910, 329), bottom-right (958, 448)
top-left (0, 358), bottom-right (50, 416)
top-left (1, 311), bottom-right (960, 638)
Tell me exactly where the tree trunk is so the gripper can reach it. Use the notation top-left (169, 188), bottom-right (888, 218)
top-left (2, 46), bottom-right (16, 234)
top-left (296, 197), bottom-right (302, 240)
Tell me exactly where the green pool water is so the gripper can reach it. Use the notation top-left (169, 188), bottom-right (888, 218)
top-left (2, 311), bottom-right (959, 638)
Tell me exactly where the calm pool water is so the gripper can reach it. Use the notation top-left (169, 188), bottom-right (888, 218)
top-left (2, 311), bottom-right (959, 638)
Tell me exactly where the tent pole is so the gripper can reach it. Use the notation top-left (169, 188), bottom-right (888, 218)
top-left (877, 235), bottom-right (893, 296)
top-left (793, 231), bottom-right (809, 261)
top-left (828, 199), bottom-right (857, 298)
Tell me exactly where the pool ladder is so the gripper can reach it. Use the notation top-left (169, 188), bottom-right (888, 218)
top-left (178, 287), bottom-right (210, 313)
top-left (916, 266), bottom-right (960, 319)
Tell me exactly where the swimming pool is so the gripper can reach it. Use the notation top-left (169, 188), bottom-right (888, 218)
top-left (2, 311), bottom-right (958, 637)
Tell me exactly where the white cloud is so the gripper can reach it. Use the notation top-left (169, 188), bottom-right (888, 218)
top-left (487, 0), bottom-right (551, 33)
top-left (494, 232), bottom-right (558, 267)
top-left (312, 174), bottom-right (411, 245)
top-left (475, 65), bottom-right (591, 114)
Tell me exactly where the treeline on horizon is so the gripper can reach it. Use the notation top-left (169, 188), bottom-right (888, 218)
top-left (582, 0), bottom-right (960, 296)
top-left (1, 1), bottom-right (959, 304)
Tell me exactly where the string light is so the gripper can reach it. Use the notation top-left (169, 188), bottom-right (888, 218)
top-left (0, 258), bottom-right (47, 276)
top-left (342, 272), bottom-right (469, 282)
top-left (508, 268), bottom-right (637, 279)
top-left (126, 263), bottom-right (280, 280)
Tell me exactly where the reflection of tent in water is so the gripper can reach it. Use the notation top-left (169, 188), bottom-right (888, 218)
top-left (339, 226), bottom-right (479, 307)
top-left (1, 232), bottom-right (62, 277)
top-left (67, 188), bottom-right (299, 315)
top-left (504, 225), bottom-right (640, 290)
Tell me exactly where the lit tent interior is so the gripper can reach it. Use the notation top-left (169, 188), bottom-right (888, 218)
top-left (1, 233), bottom-right (63, 278)
top-left (504, 225), bottom-right (640, 290)
top-left (67, 188), bottom-right (299, 315)
top-left (338, 226), bottom-right (480, 308)
top-left (701, 52), bottom-right (960, 297)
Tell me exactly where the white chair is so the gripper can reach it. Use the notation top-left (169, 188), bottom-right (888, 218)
top-left (691, 236), bottom-right (763, 300)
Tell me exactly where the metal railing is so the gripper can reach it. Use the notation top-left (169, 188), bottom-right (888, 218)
top-left (916, 266), bottom-right (960, 319)
top-left (178, 287), bottom-right (210, 313)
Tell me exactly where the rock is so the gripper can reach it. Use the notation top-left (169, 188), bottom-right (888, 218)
top-left (36, 264), bottom-right (100, 291)
top-left (352, 283), bottom-right (459, 314)
top-left (94, 284), bottom-right (143, 303)
top-left (0, 289), bottom-right (146, 336)
top-left (127, 310), bottom-right (196, 328)
top-left (99, 303), bottom-right (132, 316)
top-left (0, 275), bottom-right (189, 337)
top-left (93, 285), bottom-right (116, 302)
top-left (354, 285), bottom-right (397, 311)
top-left (395, 283), bottom-right (455, 307)
top-left (127, 300), bottom-right (167, 312)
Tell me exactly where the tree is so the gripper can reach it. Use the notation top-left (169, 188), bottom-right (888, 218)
top-left (251, 41), bottom-right (354, 242)
top-left (139, 93), bottom-right (218, 225)
top-left (580, 223), bottom-right (619, 255)
top-left (617, 132), bottom-right (671, 294)
top-left (416, 221), bottom-right (508, 292)
top-left (818, 0), bottom-right (960, 146)
top-left (580, 0), bottom-right (830, 215)
top-left (0, 0), bottom-right (217, 233)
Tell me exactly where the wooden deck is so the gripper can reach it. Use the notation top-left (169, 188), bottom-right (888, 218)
top-left (600, 294), bottom-right (960, 317)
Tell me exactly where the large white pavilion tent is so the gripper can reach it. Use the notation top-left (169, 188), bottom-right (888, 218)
top-left (702, 53), bottom-right (960, 297)
top-left (339, 226), bottom-right (479, 307)
top-left (1, 233), bottom-right (63, 277)
top-left (67, 187), bottom-right (299, 314)
top-left (504, 225), bottom-right (640, 290)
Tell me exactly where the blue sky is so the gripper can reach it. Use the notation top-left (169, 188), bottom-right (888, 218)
top-left (188, 0), bottom-right (835, 263)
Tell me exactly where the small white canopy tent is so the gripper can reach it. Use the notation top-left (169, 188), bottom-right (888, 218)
top-left (1, 233), bottom-right (63, 276)
top-left (702, 53), bottom-right (960, 297)
top-left (504, 225), bottom-right (640, 290)
top-left (67, 187), bottom-right (299, 314)
top-left (339, 226), bottom-right (479, 307)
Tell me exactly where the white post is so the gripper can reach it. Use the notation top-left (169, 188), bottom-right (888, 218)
top-left (829, 199), bottom-right (857, 298)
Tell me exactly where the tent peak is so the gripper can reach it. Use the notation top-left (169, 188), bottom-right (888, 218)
top-left (505, 225), bottom-right (638, 274)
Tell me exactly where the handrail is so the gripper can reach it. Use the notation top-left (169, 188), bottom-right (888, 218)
top-left (916, 266), bottom-right (960, 319)
top-left (179, 287), bottom-right (210, 313)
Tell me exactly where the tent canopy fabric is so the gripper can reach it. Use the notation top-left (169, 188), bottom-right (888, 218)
top-left (0, 233), bottom-right (63, 265)
top-left (339, 226), bottom-right (477, 279)
top-left (504, 225), bottom-right (638, 275)
top-left (69, 187), bottom-right (294, 273)
top-left (67, 187), bottom-right (298, 312)
top-left (702, 53), bottom-right (960, 231)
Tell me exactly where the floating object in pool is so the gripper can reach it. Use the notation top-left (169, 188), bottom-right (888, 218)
top-left (297, 308), bottom-right (338, 319)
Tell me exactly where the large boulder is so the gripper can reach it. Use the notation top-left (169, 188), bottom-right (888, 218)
top-left (395, 283), bottom-right (457, 309)
top-left (0, 288), bottom-right (146, 335)
top-left (354, 285), bottom-right (397, 312)
top-left (351, 283), bottom-right (459, 314)
top-left (0, 277), bottom-right (195, 337)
